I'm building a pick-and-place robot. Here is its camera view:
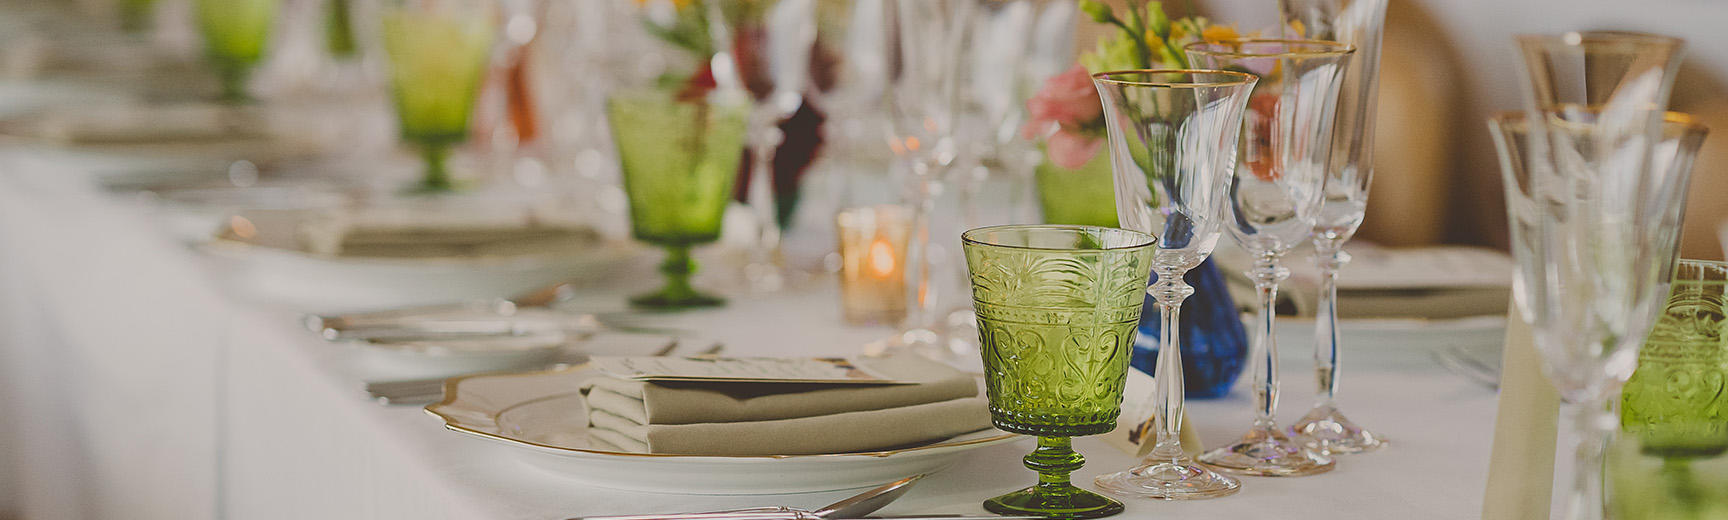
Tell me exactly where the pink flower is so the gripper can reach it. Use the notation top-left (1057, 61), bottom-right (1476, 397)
top-left (1023, 64), bottom-right (1103, 139)
top-left (1046, 128), bottom-right (1104, 169)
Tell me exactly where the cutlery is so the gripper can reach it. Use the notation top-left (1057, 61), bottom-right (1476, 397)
top-left (321, 315), bottom-right (684, 343)
top-left (305, 281), bottom-right (579, 332)
top-left (371, 338), bottom-right (722, 405)
top-left (566, 475), bottom-right (1043, 520)
top-left (1431, 344), bottom-right (1501, 390)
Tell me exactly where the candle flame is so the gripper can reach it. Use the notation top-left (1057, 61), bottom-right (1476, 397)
top-left (868, 239), bottom-right (897, 277)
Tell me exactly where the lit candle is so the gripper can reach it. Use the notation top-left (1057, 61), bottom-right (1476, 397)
top-left (836, 205), bottom-right (910, 326)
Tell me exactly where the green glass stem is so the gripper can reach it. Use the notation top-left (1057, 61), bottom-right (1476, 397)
top-left (415, 143), bottom-right (454, 193)
top-left (631, 244), bottom-right (723, 309)
top-left (215, 63), bottom-right (253, 104)
top-left (326, 0), bottom-right (358, 59)
top-left (120, 0), bottom-right (157, 32)
top-left (985, 436), bottom-right (1124, 518)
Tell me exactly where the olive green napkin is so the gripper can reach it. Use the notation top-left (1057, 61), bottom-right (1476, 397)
top-left (580, 352), bottom-right (992, 455)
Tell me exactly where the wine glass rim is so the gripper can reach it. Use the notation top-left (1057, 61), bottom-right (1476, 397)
top-left (1514, 31), bottom-right (1684, 50)
top-left (961, 225), bottom-right (1156, 252)
top-left (1183, 38), bottom-right (1354, 58)
top-left (1091, 69), bottom-right (1257, 88)
top-left (1489, 109), bottom-right (1708, 135)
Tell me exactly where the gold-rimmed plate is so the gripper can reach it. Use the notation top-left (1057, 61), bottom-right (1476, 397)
top-left (425, 366), bottom-right (1020, 495)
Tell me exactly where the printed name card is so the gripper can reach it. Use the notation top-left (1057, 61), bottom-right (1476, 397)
top-left (589, 356), bottom-right (908, 384)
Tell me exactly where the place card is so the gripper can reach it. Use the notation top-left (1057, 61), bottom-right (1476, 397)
top-left (589, 356), bottom-right (909, 385)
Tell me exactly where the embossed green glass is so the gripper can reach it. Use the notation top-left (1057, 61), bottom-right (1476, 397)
top-left (381, 0), bottom-right (496, 193)
top-left (1611, 259), bottom-right (1728, 520)
top-left (611, 91), bottom-right (751, 309)
top-left (194, 0), bottom-right (280, 102)
top-left (964, 225), bottom-right (1156, 519)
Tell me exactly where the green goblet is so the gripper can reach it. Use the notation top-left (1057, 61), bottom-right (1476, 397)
top-left (380, 0), bottom-right (496, 193)
top-left (963, 225), bottom-right (1156, 519)
top-left (611, 91), bottom-right (751, 309)
top-left (193, 0), bottom-right (280, 102)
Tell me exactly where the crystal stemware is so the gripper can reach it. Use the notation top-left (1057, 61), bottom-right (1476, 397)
top-left (708, 0), bottom-right (817, 292)
top-left (1493, 32), bottom-right (1690, 518)
top-left (379, 0), bottom-right (497, 193)
top-left (1086, 70), bottom-right (1256, 500)
top-left (1279, 0), bottom-right (1391, 455)
top-left (194, 0), bottom-right (282, 102)
top-left (964, 225), bottom-right (1156, 519)
top-left (876, 0), bottom-right (974, 359)
top-left (1184, 39), bottom-right (1352, 477)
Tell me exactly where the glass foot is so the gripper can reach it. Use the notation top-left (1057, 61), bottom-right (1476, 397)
top-left (984, 486), bottom-right (1124, 519)
top-left (1291, 404), bottom-right (1386, 454)
top-left (1199, 425), bottom-right (1335, 477)
top-left (629, 290), bottom-right (724, 310)
top-left (1095, 456), bottom-right (1241, 500)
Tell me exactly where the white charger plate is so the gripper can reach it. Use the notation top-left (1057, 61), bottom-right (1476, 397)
top-left (425, 366), bottom-right (1019, 495)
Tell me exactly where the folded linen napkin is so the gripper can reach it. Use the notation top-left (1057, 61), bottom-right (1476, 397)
top-left (586, 395), bottom-right (993, 456)
top-left (580, 352), bottom-right (992, 455)
top-left (583, 352), bottom-right (980, 425)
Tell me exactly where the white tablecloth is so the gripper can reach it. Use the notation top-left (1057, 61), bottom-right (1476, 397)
top-left (0, 162), bottom-right (1502, 519)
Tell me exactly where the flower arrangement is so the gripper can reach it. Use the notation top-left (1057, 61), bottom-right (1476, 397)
top-left (1024, 1), bottom-right (1243, 169)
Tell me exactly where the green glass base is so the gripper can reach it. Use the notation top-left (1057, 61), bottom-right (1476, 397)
top-left (984, 486), bottom-right (1124, 519)
top-left (629, 290), bottom-right (724, 310)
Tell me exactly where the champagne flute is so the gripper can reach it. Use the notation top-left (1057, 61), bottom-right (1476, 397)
top-left (1185, 39), bottom-right (1352, 477)
top-left (1495, 32), bottom-right (1689, 519)
top-left (1279, 0), bottom-right (1391, 455)
top-left (1089, 69), bottom-right (1257, 500)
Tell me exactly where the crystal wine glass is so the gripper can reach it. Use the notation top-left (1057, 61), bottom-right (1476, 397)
top-left (964, 225), bottom-right (1155, 519)
top-left (1279, 0), bottom-right (1391, 455)
top-left (877, 0), bottom-right (974, 358)
top-left (379, 0), bottom-right (498, 193)
top-left (709, 0), bottom-right (816, 292)
top-left (1494, 32), bottom-right (1690, 519)
top-left (194, 0), bottom-right (282, 102)
top-left (1185, 39), bottom-right (1352, 477)
top-left (1088, 70), bottom-right (1256, 500)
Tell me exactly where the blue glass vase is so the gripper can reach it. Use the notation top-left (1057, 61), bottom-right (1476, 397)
top-left (1130, 257), bottom-right (1248, 399)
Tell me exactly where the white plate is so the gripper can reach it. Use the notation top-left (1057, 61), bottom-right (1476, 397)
top-left (425, 367), bottom-right (1020, 495)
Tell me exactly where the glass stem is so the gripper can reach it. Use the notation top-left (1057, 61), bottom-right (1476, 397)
top-left (1149, 267), bottom-right (1194, 462)
top-left (1561, 398), bottom-right (1612, 520)
top-left (216, 63), bottom-right (252, 104)
top-left (747, 122), bottom-right (784, 260)
top-left (421, 144), bottom-right (453, 192)
top-left (901, 170), bottom-right (943, 336)
top-left (658, 244), bottom-right (698, 299)
top-left (1027, 436), bottom-right (1084, 495)
top-left (1248, 254), bottom-right (1291, 431)
top-left (1312, 244), bottom-right (1351, 406)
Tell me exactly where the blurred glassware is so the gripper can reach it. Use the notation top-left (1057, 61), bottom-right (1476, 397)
top-left (1087, 69), bottom-right (1256, 500)
top-left (1621, 259), bottom-right (1728, 459)
top-left (194, 0), bottom-right (282, 102)
top-left (876, 0), bottom-right (974, 359)
top-left (609, 0), bottom-right (751, 309)
top-left (379, 0), bottom-right (497, 193)
top-left (1492, 31), bottom-right (1691, 517)
top-left (1186, 39), bottom-right (1352, 477)
top-left (964, 224), bottom-right (1156, 519)
top-left (710, 0), bottom-right (816, 293)
top-left (1279, 0), bottom-right (1391, 456)
top-left (1612, 264), bottom-right (1728, 520)
top-left (119, 0), bottom-right (157, 33)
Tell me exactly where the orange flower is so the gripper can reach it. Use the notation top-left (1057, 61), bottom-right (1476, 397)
top-left (1201, 24), bottom-right (1240, 43)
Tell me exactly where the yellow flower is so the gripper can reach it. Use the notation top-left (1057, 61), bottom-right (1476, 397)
top-left (1201, 24), bottom-right (1240, 43)
top-left (634, 0), bottom-right (692, 8)
top-left (1288, 20), bottom-right (1307, 38)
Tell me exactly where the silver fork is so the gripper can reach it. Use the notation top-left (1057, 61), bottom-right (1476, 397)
top-left (367, 338), bottom-right (725, 405)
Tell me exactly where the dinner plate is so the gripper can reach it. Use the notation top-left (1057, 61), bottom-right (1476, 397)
top-left (426, 366), bottom-right (1020, 495)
